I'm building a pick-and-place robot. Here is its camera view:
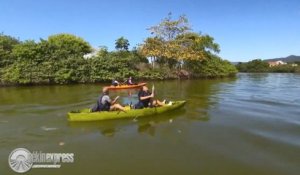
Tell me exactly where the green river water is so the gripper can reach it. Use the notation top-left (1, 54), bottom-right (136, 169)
top-left (0, 73), bottom-right (299, 175)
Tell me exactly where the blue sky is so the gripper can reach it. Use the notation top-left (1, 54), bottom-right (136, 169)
top-left (0, 0), bottom-right (299, 61)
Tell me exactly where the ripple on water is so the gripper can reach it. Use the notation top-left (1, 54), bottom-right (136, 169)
top-left (40, 126), bottom-right (59, 131)
top-left (249, 129), bottom-right (300, 147)
top-left (0, 100), bottom-right (93, 114)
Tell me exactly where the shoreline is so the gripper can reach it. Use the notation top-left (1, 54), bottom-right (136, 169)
top-left (0, 75), bottom-right (237, 87)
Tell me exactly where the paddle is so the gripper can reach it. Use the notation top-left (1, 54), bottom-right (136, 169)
top-left (122, 79), bottom-right (127, 85)
top-left (152, 84), bottom-right (158, 111)
top-left (153, 84), bottom-right (157, 99)
top-left (128, 90), bottom-right (133, 107)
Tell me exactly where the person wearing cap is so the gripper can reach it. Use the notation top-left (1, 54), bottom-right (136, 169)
top-left (112, 79), bottom-right (119, 86)
top-left (92, 87), bottom-right (125, 112)
top-left (134, 85), bottom-right (165, 109)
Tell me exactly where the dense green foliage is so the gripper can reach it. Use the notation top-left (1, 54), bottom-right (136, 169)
top-left (269, 64), bottom-right (300, 73)
top-left (185, 56), bottom-right (237, 78)
top-left (0, 33), bottom-right (20, 67)
top-left (236, 59), bottom-right (269, 72)
top-left (236, 59), bottom-right (300, 73)
top-left (0, 34), bottom-right (94, 84)
top-left (0, 15), bottom-right (237, 85)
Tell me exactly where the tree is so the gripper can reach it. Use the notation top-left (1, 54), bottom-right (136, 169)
top-left (131, 46), bottom-right (148, 63)
top-left (184, 55), bottom-right (237, 78)
top-left (4, 40), bottom-right (42, 84)
top-left (139, 14), bottom-right (220, 69)
top-left (236, 59), bottom-right (269, 72)
top-left (0, 33), bottom-right (20, 67)
top-left (115, 37), bottom-right (130, 51)
top-left (148, 13), bottom-right (191, 41)
top-left (140, 14), bottom-right (191, 67)
top-left (42, 34), bottom-right (92, 83)
top-left (89, 55), bottom-right (137, 82)
top-left (138, 37), bottom-right (164, 68)
top-left (1, 34), bottom-right (93, 85)
top-left (47, 33), bottom-right (92, 59)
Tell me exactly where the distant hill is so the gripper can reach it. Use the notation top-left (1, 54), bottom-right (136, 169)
top-left (230, 62), bottom-right (240, 65)
top-left (230, 55), bottom-right (300, 65)
top-left (264, 55), bottom-right (300, 63)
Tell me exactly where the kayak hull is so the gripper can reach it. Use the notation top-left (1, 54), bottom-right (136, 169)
top-left (68, 101), bottom-right (186, 122)
top-left (106, 83), bottom-right (146, 90)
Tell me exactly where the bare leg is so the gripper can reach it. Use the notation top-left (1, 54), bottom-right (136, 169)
top-left (110, 103), bottom-right (126, 111)
top-left (152, 99), bottom-right (165, 106)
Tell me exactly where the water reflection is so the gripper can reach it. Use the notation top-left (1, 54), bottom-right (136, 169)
top-left (153, 78), bottom-right (237, 120)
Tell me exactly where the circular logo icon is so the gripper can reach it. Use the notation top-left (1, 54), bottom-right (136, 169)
top-left (8, 148), bottom-right (33, 173)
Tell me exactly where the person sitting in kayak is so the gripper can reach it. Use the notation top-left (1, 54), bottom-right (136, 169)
top-left (92, 87), bottom-right (125, 112)
top-left (112, 79), bottom-right (119, 86)
top-left (134, 85), bottom-right (165, 109)
top-left (124, 77), bottom-right (137, 85)
top-left (125, 77), bottom-right (136, 85)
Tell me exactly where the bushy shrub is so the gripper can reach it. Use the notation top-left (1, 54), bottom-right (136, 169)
top-left (184, 56), bottom-right (237, 78)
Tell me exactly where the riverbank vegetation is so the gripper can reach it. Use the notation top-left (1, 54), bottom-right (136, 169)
top-left (236, 59), bottom-right (300, 73)
top-left (0, 14), bottom-right (237, 85)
